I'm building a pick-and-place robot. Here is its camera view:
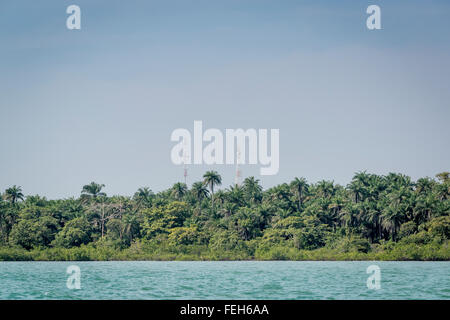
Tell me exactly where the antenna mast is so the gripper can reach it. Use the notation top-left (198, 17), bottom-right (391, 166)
top-left (235, 146), bottom-right (242, 186)
top-left (183, 140), bottom-right (189, 185)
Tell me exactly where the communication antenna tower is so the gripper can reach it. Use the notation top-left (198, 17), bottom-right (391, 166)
top-left (235, 146), bottom-right (242, 186)
top-left (183, 140), bottom-right (189, 185)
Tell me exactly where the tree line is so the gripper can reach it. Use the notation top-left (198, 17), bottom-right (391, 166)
top-left (0, 171), bottom-right (449, 260)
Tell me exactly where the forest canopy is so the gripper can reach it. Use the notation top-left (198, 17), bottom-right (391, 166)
top-left (0, 171), bottom-right (449, 261)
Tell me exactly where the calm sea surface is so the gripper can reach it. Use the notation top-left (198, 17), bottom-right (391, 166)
top-left (0, 261), bottom-right (448, 299)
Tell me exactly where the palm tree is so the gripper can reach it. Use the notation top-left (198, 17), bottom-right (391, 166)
top-left (214, 190), bottom-right (227, 208)
top-left (328, 195), bottom-right (346, 231)
top-left (315, 180), bottom-right (335, 199)
top-left (435, 172), bottom-right (449, 201)
top-left (413, 194), bottom-right (435, 224)
top-left (243, 176), bottom-right (263, 204)
top-left (191, 182), bottom-right (209, 203)
top-left (269, 184), bottom-right (290, 202)
top-left (220, 202), bottom-right (237, 217)
top-left (381, 207), bottom-right (404, 241)
top-left (227, 184), bottom-right (245, 206)
top-left (339, 203), bottom-right (358, 232)
top-left (365, 204), bottom-right (383, 241)
top-left (4, 186), bottom-right (24, 204)
top-left (276, 208), bottom-right (292, 219)
top-left (134, 187), bottom-right (152, 198)
top-left (290, 177), bottom-right (309, 211)
top-left (81, 182), bottom-right (106, 198)
top-left (381, 188), bottom-right (409, 241)
top-left (121, 214), bottom-right (140, 244)
top-left (203, 171), bottom-right (222, 211)
top-left (435, 172), bottom-right (449, 183)
top-left (415, 178), bottom-right (434, 194)
top-left (171, 182), bottom-right (188, 200)
top-left (348, 171), bottom-right (371, 203)
top-left (133, 187), bottom-right (153, 208)
top-left (191, 181), bottom-right (209, 217)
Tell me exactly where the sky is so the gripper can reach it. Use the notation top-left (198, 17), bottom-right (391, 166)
top-left (0, 0), bottom-right (449, 199)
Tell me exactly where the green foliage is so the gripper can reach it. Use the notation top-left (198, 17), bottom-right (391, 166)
top-left (293, 216), bottom-right (330, 250)
top-left (10, 215), bottom-right (59, 249)
top-left (428, 216), bottom-right (450, 239)
top-left (209, 229), bottom-right (245, 251)
top-left (328, 235), bottom-right (372, 253)
top-left (168, 226), bottom-right (206, 246)
top-left (52, 217), bottom-right (92, 248)
top-left (399, 221), bottom-right (417, 239)
top-left (142, 201), bottom-right (190, 239)
top-left (0, 172), bottom-right (449, 260)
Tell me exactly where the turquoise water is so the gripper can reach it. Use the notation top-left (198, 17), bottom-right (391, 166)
top-left (0, 261), bottom-right (449, 299)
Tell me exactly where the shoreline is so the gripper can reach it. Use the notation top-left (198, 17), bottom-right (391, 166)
top-left (1, 244), bottom-right (448, 262)
top-left (1, 259), bottom-right (449, 262)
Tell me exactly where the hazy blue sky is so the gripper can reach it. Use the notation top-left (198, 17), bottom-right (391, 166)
top-left (1, 0), bottom-right (449, 199)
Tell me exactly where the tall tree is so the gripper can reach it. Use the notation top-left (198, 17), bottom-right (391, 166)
top-left (171, 183), bottom-right (188, 200)
top-left (381, 188), bottom-right (410, 241)
top-left (348, 171), bottom-right (371, 203)
top-left (191, 182), bottom-right (209, 203)
top-left (4, 186), bottom-right (24, 204)
top-left (290, 177), bottom-right (309, 211)
top-left (203, 171), bottom-right (222, 211)
top-left (243, 177), bottom-right (263, 204)
top-left (81, 182), bottom-right (106, 199)
top-left (133, 187), bottom-right (153, 208)
top-left (315, 180), bottom-right (335, 199)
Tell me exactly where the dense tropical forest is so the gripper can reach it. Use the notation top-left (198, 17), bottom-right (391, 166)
top-left (0, 171), bottom-right (449, 261)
